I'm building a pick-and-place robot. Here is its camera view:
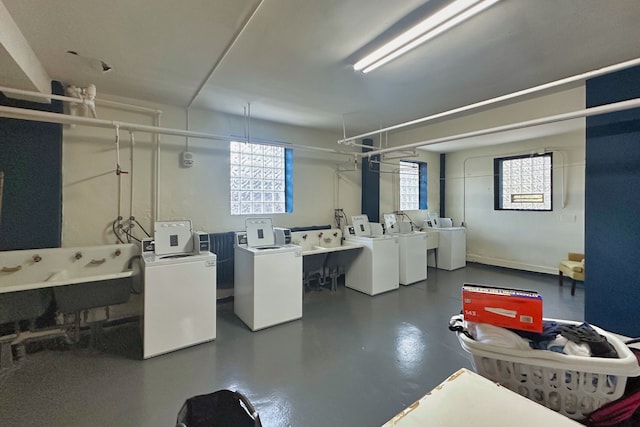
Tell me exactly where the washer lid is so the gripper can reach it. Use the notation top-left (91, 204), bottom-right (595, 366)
top-left (142, 251), bottom-right (215, 267)
top-left (245, 217), bottom-right (275, 247)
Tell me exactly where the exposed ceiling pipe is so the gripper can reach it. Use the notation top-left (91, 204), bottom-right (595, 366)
top-left (0, 104), bottom-right (352, 157)
top-left (232, 134), bottom-right (352, 156)
top-left (114, 125), bottom-right (124, 237)
top-left (0, 84), bottom-right (161, 115)
top-left (187, 0), bottom-right (264, 109)
top-left (129, 130), bottom-right (135, 240)
top-left (1, 85), bottom-right (91, 107)
top-left (337, 57), bottom-right (640, 145)
top-left (153, 112), bottom-right (161, 223)
top-left (360, 97), bottom-right (640, 158)
top-left (381, 149), bottom-right (417, 160)
top-left (95, 98), bottom-right (161, 115)
top-left (0, 104), bottom-right (231, 139)
top-left (247, 102), bottom-right (251, 143)
top-left (344, 141), bottom-right (381, 150)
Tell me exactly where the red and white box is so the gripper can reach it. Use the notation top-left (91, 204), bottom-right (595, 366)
top-left (462, 284), bottom-right (543, 333)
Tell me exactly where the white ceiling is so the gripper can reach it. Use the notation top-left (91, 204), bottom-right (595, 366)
top-left (2, 0), bottom-right (640, 150)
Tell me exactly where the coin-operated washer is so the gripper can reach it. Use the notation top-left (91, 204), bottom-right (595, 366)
top-left (428, 213), bottom-right (466, 271)
top-left (234, 218), bottom-right (302, 331)
top-left (343, 215), bottom-right (399, 296)
top-left (384, 213), bottom-right (427, 285)
top-left (141, 220), bottom-right (217, 359)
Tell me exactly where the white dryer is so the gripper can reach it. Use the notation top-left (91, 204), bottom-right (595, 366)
top-left (343, 215), bottom-right (399, 296)
top-left (142, 220), bottom-right (217, 359)
top-left (234, 218), bottom-right (303, 331)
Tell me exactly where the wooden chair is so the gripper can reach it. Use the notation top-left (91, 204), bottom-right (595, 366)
top-left (558, 252), bottom-right (585, 296)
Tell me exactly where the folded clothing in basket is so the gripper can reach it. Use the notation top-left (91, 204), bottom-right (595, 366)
top-left (451, 314), bottom-right (640, 421)
top-left (451, 315), bottom-right (618, 358)
top-left (557, 323), bottom-right (619, 358)
top-left (466, 322), bottom-right (533, 350)
top-left (467, 321), bottom-right (590, 356)
top-left (512, 321), bottom-right (619, 358)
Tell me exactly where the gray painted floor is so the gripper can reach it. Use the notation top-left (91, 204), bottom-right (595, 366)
top-left (0, 264), bottom-right (584, 426)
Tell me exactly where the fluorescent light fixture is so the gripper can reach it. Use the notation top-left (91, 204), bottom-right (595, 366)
top-left (354, 0), bottom-right (501, 74)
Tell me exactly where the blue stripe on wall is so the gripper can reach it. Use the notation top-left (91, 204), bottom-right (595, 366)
top-left (419, 162), bottom-right (428, 210)
top-left (439, 153), bottom-right (446, 217)
top-left (0, 81), bottom-right (64, 250)
top-left (285, 148), bottom-right (293, 213)
top-left (585, 64), bottom-right (640, 337)
top-left (361, 138), bottom-right (380, 222)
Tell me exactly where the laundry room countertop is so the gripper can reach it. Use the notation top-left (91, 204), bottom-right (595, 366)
top-left (381, 368), bottom-right (581, 426)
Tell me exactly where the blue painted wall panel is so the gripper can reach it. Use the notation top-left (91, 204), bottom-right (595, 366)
top-left (585, 65), bottom-right (640, 336)
top-left (0, 81), bottom-right (63, 250)
top-left (361, 138), bottom-right (380, 222)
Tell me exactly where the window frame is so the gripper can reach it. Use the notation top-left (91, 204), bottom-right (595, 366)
top-left (493, 152), bottom-right (553, 212)
top-left (229, 140), bottom-right (293, 216)
top-left (399, 160), bottom-right (427, 211)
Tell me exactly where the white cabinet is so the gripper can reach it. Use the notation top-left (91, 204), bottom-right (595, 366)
top-left (397, 232), bottom-right (427, 285)
top-left (425, 230), bottom-right (439, 267)
top-left (436, 227), bottom-right (466, 270)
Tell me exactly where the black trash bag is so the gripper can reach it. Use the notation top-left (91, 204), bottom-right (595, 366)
top-left (176, 389), bottom-right (262, 427)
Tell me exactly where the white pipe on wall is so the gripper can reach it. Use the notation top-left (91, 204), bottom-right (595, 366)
top-left (115, 125), bottom-right (123, 233)
top-left (0, 85), bottom-right (91, 106)
top-left (361, 97), bottom-right (640, 158)
top-left (129, 131), bottom-right (135, 237)
top-left (154, 112), bottom-right (161, 223)
top-left (0, 104), bottom-right (232, 140)
top-left (95, 98), bottom-right (160, 115)
top-left (0, 100), bottom-right (354, 226)
top-left (338, 57), bottom-right (640, 144)
top-left (0, 104), bottom-right (353, 157)
top-left (0, 84), bottom-right (161, 115)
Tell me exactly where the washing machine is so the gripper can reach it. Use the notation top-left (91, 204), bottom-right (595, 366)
top-left (234, 218), bottom-right (303, 331)
top-left (343, 215), bottom-right (399, 296)
top-left (384, 214), bottom-right (427, 285)
top-left (141, 220), bottom-right (217, 359)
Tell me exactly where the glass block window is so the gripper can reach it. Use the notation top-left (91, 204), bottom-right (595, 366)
top-left (494, 153), bottom-right (552, 211)
top-left (399, 160), bottom-right (427, 211)
top-left (230, 141), bottom-right (291, 215)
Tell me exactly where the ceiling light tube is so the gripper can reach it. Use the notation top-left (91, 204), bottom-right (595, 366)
top-left (355, 0), bottom-right (500, 73)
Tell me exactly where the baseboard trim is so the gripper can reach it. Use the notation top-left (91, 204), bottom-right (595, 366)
top-left (466, 254), bottom-right (558, 276)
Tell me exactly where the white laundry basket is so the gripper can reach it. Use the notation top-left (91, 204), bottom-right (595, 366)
top-left (457, 319), bottom-right (640, 420)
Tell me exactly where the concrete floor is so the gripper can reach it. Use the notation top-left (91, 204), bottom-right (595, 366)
top-left (0, 263), bottom-right (584, 427)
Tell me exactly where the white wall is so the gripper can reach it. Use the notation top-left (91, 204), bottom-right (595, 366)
top-left (61, 86), bottom-right (585, 276)
top-left (376, 148), bottom-right (441, 226)
top-left (388, 86), bottom-right (586, 273)
top-left (61, 96), bottom-right (361, 247)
